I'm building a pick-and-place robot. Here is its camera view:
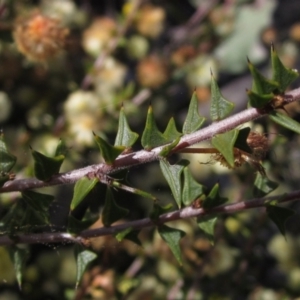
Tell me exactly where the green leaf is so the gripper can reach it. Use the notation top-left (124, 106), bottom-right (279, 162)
top-left (269, 111), bottom-right (300, 134)
top-left (67, 215), bottom-right (98, 234)
top-left (163, 117), bottom-right (182, 142)
top-left (31, 148), bottom-right (64, 181)
top-left (182, 167), bottom-right (205, 206)
top-left (55, 139), bottom-right (68, 156)
top-left (234, 127), bottom-right (252, 154)
top-left (158, 225), bottom-right (185, 265)
top-left (21, 190), bottom-right (54, 222)
top-left (159, 137), bottom-right (180, 157)
top-left (211, 129), bottom-right (239, 168)
top-left (94, 133), bottom-right (125, 164)
top-left (271, 45), bottom-right (299, 93)
top-left (248, 58), bottom-right (280, 94)
top-left (247, 90), bottom-right (274, 108)
top-left (101, 187), bottom-right (129, 227)
top-left (252, 172), bottom-right (278, 198)
top-left (266, 204), bottom-right (294, 238)
top-left (115, 106), bottom-right (139, 148)
top-left (11, 246), bottom-right (29, 289)
top-left (210, 72), bottom-right (234, 121)
top-left (197, 216), bottom-right (218, 245)
top-left (75, 246), bottom-right (97, 289)
top-left (202, 183), bottom-right (227, 209)
top-left (150, 202), bottom-right (173, 220)
top-left (182, 92), bottom-right (205, 134)
top-left (0, 132), bottom-right (16, 174)
top-left (115, 227), bottom-right (142, 246)
top-left (141, 105), bottom-right (169, 150)
top-left (159, 159), bottom-right (189, 208)
top-left (70, 177), bottom-right (98, 211)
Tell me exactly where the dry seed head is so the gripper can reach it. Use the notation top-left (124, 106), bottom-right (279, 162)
top-left (13, 11), bottom-right (69, 62)
top-left (213, 131), bottom-right (268, 172)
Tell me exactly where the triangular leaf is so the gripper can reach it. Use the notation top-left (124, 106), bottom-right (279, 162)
top-left (163, 117), bottom-right (182, 142)
top-left (10, 246), bottom-right (29, 289)
top-left (67, 215), bottom-right (98, 234)
top-left (271, 45), bottom-right (299, 93)
top-left (269, 111), bottom-right (300, 134)
top-left (21, 190), bottom-right (54, 222)
top-left (252, 172), bottom-right (278, 198)
top-left (248, 58), bottom-right (280, 94)
top-left (266, 204), bottom-right (294, 238)
top-left (159, 159), bottom-right (189, 208)
top-left (159, 137), bottom-right (180, 157)
top-left (115, 106), bottom-right (139, 148)
top-left (182, 92), bottom-right (205, 134)
top-left (158, 225), bottom-right (185, 265)
top-left (197, 216), bottom-right (217, 245)
top-left (70, 177), bottom-right (98, 211)
top-left (55, 139), bottom-right (68, 156)
top-left (211, 129), bottom-right (239, 168)
top-left (234, 127), bottom-right (252, 154)
top-left (202, 183), bottom-right (227, 209)
top-left (75, 246), bottom-right (97, 289)
top-left (0, 132), bottom-right (16, 174)
top-left (141, 105), bottom-right (169, 150)
top-left (182, 167), bottom-right (205, 206)
top-left (115, 227), bottom-right (142, 246)
top-left (210, 73), bottom-right (234, 121)
top-left (94, 133), bottom-right (125, 164)
top-left (31, 148), bottom-right (64, 181)
top-left (247, 90), bottom-right (274, 108)
top-left (101, 187), bottom-right (129, 227)
top-left (150, 202), bottom-right (173, 220)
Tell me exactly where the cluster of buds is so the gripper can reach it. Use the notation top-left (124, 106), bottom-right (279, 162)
top-left (13, 11), bottom-right (69, 62)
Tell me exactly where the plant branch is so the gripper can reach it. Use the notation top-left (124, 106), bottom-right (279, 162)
top-left (0, 188), bottom-right (299, 246)
top-left (1, 87), bottom-right (300, 193)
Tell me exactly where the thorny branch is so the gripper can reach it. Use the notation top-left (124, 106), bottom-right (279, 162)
top-left (0, 188), bottom-right (299, 246)
top-left (1, 87), bottom-right (300, 193)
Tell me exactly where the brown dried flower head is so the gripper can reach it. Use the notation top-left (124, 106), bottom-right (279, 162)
top-left (213, 131), bottom-right (268, 174)
top-left (136, 55), bottom-right (169, 88)
top-left (13, 11), bottom-right (69, 62)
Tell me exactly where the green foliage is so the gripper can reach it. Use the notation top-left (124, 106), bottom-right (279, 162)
top-left (182, 92), bottom-right (205, 134)
top-left (158, 225), bottom-right (185, 265)
top-left (31, 141), bottom-right (66, 181)
top-left (0, 133), bottom-right (16, 186)
top-left (115, 227), bottom-right (141, 246)
top-left (211, 129), bottom-right (239, 168)
top-left (74, 246), bottom-right (97, 289)
top-left (70, 177), bottom-right (98, 211)
top-left (101, 187), bottom-right (129, 227)
top-left (115, 106), bottom-right (139, 148)
top-left (197, 216), bottom-right (218, 245)
top-left (94, 133), bottom-right (125, 164)
top-left (271, 45), bottom-right (299, 92)
top-left (252, 171), bottom-right (278, 198)
top-left (266, 204), bottom-right (295, 238)
top-left (210, 72), bottom-right (234, 121)
top-left (141, 105), bottom-right (169, 150)
top-left (10, 246), bottom-right (29, 288)
top-left (182, 166), bottom-right (206, 206)
top-left (202, 183), bottom-right (228, 209)
top-left (159, 159), bottom-right (189, 208)
top-left (269, 111), bottom-right (300, 134)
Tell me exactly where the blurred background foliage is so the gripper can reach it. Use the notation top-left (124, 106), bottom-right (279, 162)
top-left (1, 0), bottom-right (300, 299)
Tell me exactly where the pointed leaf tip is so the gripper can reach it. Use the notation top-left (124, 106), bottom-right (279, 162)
top-left (158, 225), bottom-right (185, 265)
top-left (210, 75), bottom-right (234, 121)
top-left (267, 204), bottom-right (294, 238)
top-left (75, 246), bottom-right (97, 289)
top-left (183, 92), bottom-right (205, 134)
